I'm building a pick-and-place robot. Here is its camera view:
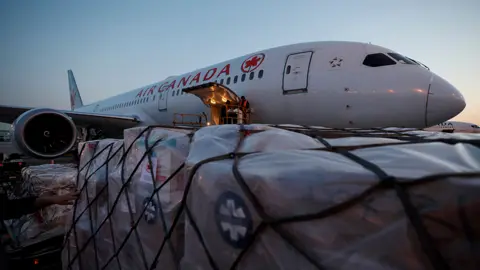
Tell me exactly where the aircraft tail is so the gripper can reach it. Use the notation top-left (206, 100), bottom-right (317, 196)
top-left (68, 70), bottom-right (84, 110)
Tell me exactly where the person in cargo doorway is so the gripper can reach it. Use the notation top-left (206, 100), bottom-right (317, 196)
top-left (0, 191), bottom-right (79, 269)
top-left (240, 96), bottom-right (250, 123)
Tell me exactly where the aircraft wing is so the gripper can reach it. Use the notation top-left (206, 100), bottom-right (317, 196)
top-left (0, 105), bottom-right (141, 132)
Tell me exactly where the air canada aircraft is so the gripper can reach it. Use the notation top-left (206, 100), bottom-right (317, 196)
top-left (424, 120), bottom-right (480, 133)
top-left (0, 41), bottom-right (466, 159)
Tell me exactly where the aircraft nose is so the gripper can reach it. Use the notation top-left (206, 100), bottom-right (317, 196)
top-left (425, 74), bottom-right (466, 127)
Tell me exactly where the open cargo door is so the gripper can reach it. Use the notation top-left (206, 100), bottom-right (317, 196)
top-left (183, 82), bottom-right (241, 106)
top-left (183, 83), bottom-right (241, 125)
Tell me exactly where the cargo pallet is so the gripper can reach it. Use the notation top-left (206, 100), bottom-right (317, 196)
top-left (1, 164), bottom-right (64, 270)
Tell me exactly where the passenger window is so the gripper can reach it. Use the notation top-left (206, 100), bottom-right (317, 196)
top-left (249, 72), bottom-right (254, 80)
top-left (172, 90), bottom-right (175, 96)
top-left (363, 53), bottom-right (396, 67)
top-left (286, 65), bottom-right (291, 74)
top-left (241, 74), bottom-right (246, 82)
top-left (153, 95), bottom-right (155, 100)
top-left (226, 77), bottom-right (230, 85)
top-left (220, 79), bottom-right (224, 84)
top-left (258, 70), bottom-right (264, 79)
top-left (176, 89), bottom-right (180, 96)
top-left (234, 75), bottom-right (238, 83)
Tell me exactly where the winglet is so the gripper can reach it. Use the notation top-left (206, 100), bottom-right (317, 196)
top-left (68, 70), bottom-right (84, 110)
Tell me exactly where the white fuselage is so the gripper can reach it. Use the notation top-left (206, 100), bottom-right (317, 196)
top-left (74, 41), bottom-right (466, 129)
top-left (424, 121), bottom-right (480, 133)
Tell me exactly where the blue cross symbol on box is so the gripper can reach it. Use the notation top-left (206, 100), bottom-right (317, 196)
top-left (143, 197), bottom-right (158, 225)
top-left (215, 191), bottom-right (253, 249)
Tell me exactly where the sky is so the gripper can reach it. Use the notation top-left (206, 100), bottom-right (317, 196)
top-left (0, 0), bottom-right (479, 124)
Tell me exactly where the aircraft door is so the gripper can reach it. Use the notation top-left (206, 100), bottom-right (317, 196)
top-left (282, 51), bottom-right (313, 94)
top-left (158, 89), bottom-right (168, 111)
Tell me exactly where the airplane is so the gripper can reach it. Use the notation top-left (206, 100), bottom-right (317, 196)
top-left (424, 120), bottom-right (480, 133)
top-left (0, 41), bottom-right (466, 159)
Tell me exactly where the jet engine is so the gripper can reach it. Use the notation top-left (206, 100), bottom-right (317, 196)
top-left (11, 108), bottom-right (78, 159)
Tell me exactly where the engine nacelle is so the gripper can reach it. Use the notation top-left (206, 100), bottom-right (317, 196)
top-left (11, 108), bottom-right (77, 159)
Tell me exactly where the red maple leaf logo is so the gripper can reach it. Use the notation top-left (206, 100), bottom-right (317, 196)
top-left (241, 53), bottom-right (265, 73)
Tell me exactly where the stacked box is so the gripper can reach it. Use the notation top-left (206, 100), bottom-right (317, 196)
top-left (63, 139), bottom-right (124, 270)
top-left (4, 164), bottom-right (77, 244)
top-left (103, 126), bottom-right (193, 270)
top-left (182, 125), bottom-right (480, 270)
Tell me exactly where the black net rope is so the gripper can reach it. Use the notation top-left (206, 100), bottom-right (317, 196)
top-left (62, 125), bottom-right (480, 270)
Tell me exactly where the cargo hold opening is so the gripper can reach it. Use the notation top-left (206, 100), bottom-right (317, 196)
top-left (183, 82), bottom-right (246, 125)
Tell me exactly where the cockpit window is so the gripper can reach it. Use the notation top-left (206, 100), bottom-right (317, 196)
top-left (472, 125), bottom-right (479, 128)
top-left (363, 53), bottom-right (396, 67)
top-left (387, 53), bottom-right (417, 65)
top-left (406, 57), bottom-right (419, 64)
top-left (406, 57), bottom-right (430, 70)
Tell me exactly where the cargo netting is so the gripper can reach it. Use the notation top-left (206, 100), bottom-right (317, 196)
top-left (62, 124), bottom-right (480, 270)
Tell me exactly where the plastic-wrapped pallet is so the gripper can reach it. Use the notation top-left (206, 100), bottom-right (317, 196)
top-left (7, 164), bottom-right (77, 243)
top-left (63, 139), bottom-right (124, 270)
top-left (101, 126), bottom-right (192, 270)
top-left (20, 163), bottom-right (77, 198)
top-left (182, 124), bottom-right (480, 270)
